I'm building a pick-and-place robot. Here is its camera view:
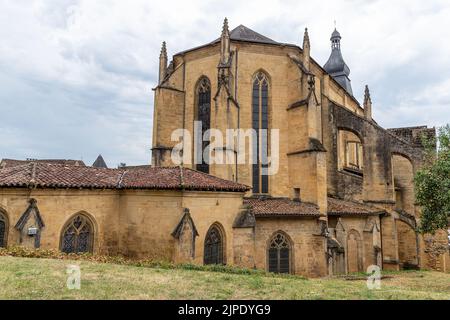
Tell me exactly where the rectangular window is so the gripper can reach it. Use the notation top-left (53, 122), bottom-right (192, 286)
top-left (395, 188), bottom-right (403, 211)
top-left (346, 141), bottom-right (363, 170)
top-left (293, 188), bottom-right (301, 201)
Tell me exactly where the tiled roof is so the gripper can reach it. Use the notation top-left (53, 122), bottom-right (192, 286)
top-left (0, 159), bottom-right (85, 169)
top-left (0, 163), bottom-right (250, 192)
top-left (327, 197), bottom-right (385, 216)
top-left (244, 198), bottom-right (321, 217)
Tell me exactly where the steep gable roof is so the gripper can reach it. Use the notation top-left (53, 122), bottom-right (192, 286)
top-left (228, 25), bottom-right (278, 44)
top-left (175, 24), bottom-right (279, 56)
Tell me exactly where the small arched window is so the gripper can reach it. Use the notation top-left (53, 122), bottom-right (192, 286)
top-left (252, 71), bottom-right (269, 194)
top-left (204, 225), bottom-right (224, 265)
top-left (0, 211), bottom-right (7, 248)
top-left (61, 214), bottom-right (94, 254)
top-left (268, 232), bottom-right (291, 274)
top-left (196, 77), bottom-right (211, 174)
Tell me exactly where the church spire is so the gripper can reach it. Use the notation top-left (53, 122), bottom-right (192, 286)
top-left (364, 85), bottom-right (372, 120)
top-left (323, 27), bottom-right (353, 95)
top-left (220, 17), bottom-right (231, 65)
top-left (159, 41), bottom-right (168, 84)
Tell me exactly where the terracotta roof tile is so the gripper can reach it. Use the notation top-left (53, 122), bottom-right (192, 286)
top-left (0, 163), bottom-right (250, 192)
top-left (244, 198), bottom-right (321, 217)
top-left (327, 197), bottom-right (385, 216)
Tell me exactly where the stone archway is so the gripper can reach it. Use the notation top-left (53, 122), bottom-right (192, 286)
top-left (396, 219), bottom-right (419, 269)
top-left (391, 154), bottom-right (415, 214)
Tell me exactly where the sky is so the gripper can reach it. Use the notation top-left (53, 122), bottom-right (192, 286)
top-left (1, 0), bottom-right (449, 167)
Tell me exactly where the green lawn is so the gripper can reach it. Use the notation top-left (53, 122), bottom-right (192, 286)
top-left (0, 256), bottom-right (449, 300)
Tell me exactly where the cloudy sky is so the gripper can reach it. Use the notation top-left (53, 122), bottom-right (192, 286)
top-left (1, 0), bottom-right (449, 167)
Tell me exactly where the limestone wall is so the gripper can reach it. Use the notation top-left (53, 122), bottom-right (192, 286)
top-left (0, 188), bottom-right (120, 255)
top-left (253, 218), bottom-right (327, 277)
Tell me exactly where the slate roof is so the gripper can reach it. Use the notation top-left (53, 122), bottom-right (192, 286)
top-left (327, 197), bottom-right (385, 216)
top-left (176, 24), bottom-right (279, 56)
top-left (0, 159), bottom-right (85, 169)
top-left (228, 25), bottom-right (278, 45)
top-left (0, 163), bottom-right (250, 192)
top-left (244, 198), bottom-right (322, 217)
top-left (323, 28), bottom-right (353, 96)
top-left (92, 155), bottom-right (108, 168)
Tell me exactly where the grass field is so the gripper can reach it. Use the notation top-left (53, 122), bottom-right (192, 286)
top-left (0, 256), bottom-right (449, 300)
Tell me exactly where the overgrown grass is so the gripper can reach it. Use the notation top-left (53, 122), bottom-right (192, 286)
top-left (0, 248), bottom-right (449, 300)
top-left (0, 246), bottom-right (303, 279)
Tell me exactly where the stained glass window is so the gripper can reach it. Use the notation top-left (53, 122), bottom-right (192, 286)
top-left (268, 232), bottom-right (291, 274)
top-left (204, 225), bottom-right (224, 265)
top-left (252, 72), bottom-right (269, 194)
top-left (196, 77), bottom-right (211, 174)
top-left (61, 214), bottom-right (94, 254)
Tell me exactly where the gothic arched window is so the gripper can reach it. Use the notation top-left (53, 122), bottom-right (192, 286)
top-left (61, 214), bottom-right (94, 254)
top-left (252, 71), bottom-right (269, 194)
top-left (204, 225), bottom-right (224, 265)
top-left (196, 77), bottom-right (211, 174)
top-left (268, 232), bottom-right (291, 274)
top-left (0, 212), bottom-right (7, 248)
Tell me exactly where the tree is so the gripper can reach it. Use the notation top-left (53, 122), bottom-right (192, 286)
top-left (415, 124), bottom-right (450, 234)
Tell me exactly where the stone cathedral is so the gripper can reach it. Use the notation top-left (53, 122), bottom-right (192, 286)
top-left (0, 19), bottom-right (448, 277)
top-left (151, 19), bottom-right (449, 275)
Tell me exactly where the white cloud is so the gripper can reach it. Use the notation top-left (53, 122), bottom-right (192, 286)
top-left (0, 0), bottom-right (449, 166)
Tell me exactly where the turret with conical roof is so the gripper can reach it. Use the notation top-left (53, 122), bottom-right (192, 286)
top-left (324, 28), bottom-right (353, 95)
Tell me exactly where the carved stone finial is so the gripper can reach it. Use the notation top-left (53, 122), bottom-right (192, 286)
top-left (303, 27), bottom-right (310, 49)
top-left (160, 41), bottom-right (167, 58)
top-left (222, 17), bottom-right (229, 36)
top-left (364, 85), bottom-right (372, 105)
top-left (364, 85), bottom-right (372, 120)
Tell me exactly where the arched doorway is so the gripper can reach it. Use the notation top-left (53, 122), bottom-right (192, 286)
top-left (61, 213), bottom-right (95, 254)
top-left (268, 232), bottom-right (292, 274)
top-left (0, 211), bottom-right (8, 248)
top-left (204, 224), bottom-right (224, 265)
top-left (347, 230), bottom-right (363, 273)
